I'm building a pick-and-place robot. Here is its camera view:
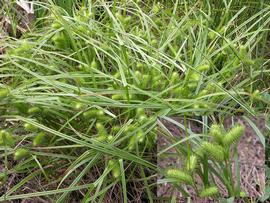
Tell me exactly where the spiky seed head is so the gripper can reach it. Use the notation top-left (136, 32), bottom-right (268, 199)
top-left (166, 169), bottom-right (193, 185)
top-left (96, 110), bottom-right (104, 117)
top-left (253, 89), bottom-right (260, 96)
top-left (14, 148), bottom-right (30, 161)
top-left (90, 60), bottom-right (98, 69)
top-left (111, 94), bottom-right (123, 100)
top-left (171, 71), bottom-right (179, 84)
top-left (24, 123), bottom-right (38, 132)
top-left (74, 102), bottom-right (84, 110)
top-left (223, 124), bottom-right (244, 146)
top-left (96, 123), bottom-right (107, 136)
top-left (199, 186), bottom-right (219, 197)
top-left (239, 191), bottom-right (247, 197)
top-left (110, 125), bottom-right (120, 134)
top-left (201, 142), bottom-right (225, 162)
top-left (108, 159), bottom-right (120, 178)
top-left (137, 130), bottom-right (145, 143)
top-left (128, 136), bottom-right (136, 151)
top-left (136, 108), bottom-right (145, 116)
top-left (96, 122), bottom-right (104, 130)
top-left (138, 115), bottom-right (147, 123)
top-left (185, 155), bottom-right (198, 172)
top-left (28, 107), bottom-right (41, 114)
top-left (107, 135), bottom-right (114, 142)
top-left (209, 124), bottom-right (224, 144)
top-left (33, 132), bottom-right (47, 147)
top-left (197, 64), bottom-right (210, 72)
top-left (136, 62), bottom-right (144, 69)
top-left (83, 109), bottom-right (97, 118)
top-left (194, 147), bottom-right (205, 159)
top-left (0, 131), bottom-right (15, 147)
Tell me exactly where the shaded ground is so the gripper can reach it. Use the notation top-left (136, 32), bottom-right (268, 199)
top-left (157, 116), bottom-right (266, 202)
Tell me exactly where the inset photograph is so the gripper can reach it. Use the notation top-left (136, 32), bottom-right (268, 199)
top-left (157, 116), bottom-right (266, 202)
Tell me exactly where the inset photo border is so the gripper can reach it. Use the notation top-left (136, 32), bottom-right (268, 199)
top-left (157, 116), bottom-right (266, 202)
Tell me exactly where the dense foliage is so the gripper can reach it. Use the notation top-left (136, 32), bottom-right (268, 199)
top-left (0, 0), bottom-right (269, 202)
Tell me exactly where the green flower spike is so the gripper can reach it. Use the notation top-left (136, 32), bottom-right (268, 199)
top-left (199, 186), bottom-right (219, 197)
top-left (209, 124), bottom-right (224, 144)
top-left (166, 169), bottom-right (193, 185)
top-left (202, 142), bottom-right (225, 162)
top-left (223, 124), bottom-right (244, 146)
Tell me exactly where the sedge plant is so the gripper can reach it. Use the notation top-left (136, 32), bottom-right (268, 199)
top-left (0, 0), bottom-right (269, 202)
top-left (161, 121), bottom-right (245, 198)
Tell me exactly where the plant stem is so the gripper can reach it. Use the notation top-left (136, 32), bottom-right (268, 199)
top-left (224, 160), bottom-right (234, 196)
top-left (202, 156), bottom-right (209, 186)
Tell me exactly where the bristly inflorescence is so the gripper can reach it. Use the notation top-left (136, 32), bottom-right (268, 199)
top-left (222, 124), bottom-right (244, 146)
top-left (163, 122), bottom-right (245, 197)
top-left (166, 169), bottom-right (193, 185)
top-left (209, 124), bottom-right (224, 144)
top-left (199, 186), bottom-right (219, 197)
top-left (201, 141), bottom-right (225, 162)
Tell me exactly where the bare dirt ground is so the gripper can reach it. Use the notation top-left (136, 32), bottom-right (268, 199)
top-left (157, 116), bottom-right (266, 202)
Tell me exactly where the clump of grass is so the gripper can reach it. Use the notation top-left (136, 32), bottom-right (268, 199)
top-left (0, 0), bottom-right (269, 202)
